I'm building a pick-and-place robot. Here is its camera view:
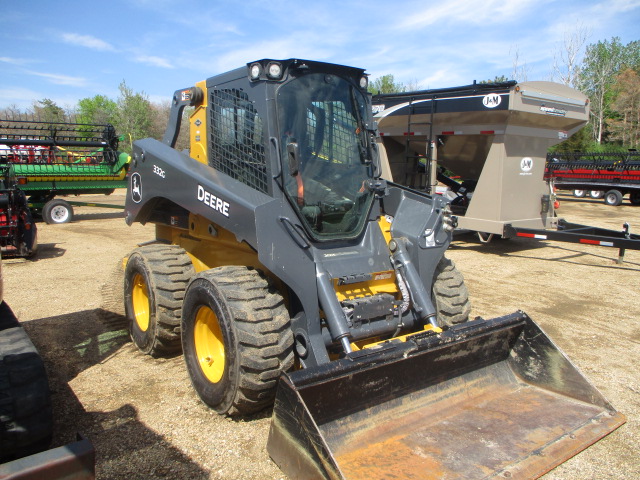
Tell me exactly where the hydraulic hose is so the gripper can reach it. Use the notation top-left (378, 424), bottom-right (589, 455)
top-left (389, 237), bottom-right (439, 328)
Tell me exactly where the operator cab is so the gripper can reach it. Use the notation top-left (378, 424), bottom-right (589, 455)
top-left (249, 59), bottom-right (379, 242)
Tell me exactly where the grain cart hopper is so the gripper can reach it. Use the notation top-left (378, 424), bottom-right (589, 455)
top-left (122, 59), bottom-right (624, 479)
top-left (372, 81), bottom-right (589, 239)
top-left (0, 119), bottom-right (131, 223)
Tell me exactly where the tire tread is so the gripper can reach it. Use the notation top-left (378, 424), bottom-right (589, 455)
top-left (0, 326), bottom-right (52, 461)
top-left (125, 244), bottom-right (195, 355)
top-left (196, 266), bottom-right (293, 415)
top-left (432, 257), bottom-right (471, 326)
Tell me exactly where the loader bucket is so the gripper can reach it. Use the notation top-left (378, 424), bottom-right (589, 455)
top-left (267, 312), bottom-right (625, 479)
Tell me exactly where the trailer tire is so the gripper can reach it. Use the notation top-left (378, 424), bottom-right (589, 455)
top-left (124, 244), bottom-right (195, 356)
top-left (0, 304), bottom-right (53, 462)
top-left (42, 199), bottom-right (73, 224)
top-left (604, 189), bottom-right (623, 206)
top-left (573, 190), bottom-right (586, 198)
top-left (590, 190), bottom-right (604, 199)
top-left (181, 266), bottom-right (294, 416)
top-left (630, 192), bottom-right (640, 205)
top-left (432, 257), bottom-right (471, 327)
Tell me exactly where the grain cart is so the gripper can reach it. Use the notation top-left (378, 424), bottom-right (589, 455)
top-left (123, 59), bottom-right (624, 479)
top-left (0, 119), bottom-right (131, 224)
top-left (372, 83), bottom-right (640, 260)
top-left (372, 81), bottom-right (589, 237)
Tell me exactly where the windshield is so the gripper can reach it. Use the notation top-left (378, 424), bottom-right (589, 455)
top-left (277, 73), bottom-right (374, 241)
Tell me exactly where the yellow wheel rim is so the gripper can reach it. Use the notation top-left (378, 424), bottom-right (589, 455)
top-left (131, 273), bottom-right (150, 332)
top-left (194, 305), bottom-right (225, 383)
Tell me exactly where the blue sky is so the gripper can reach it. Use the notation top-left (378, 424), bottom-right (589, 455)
top-left (1, 0), bottom-right (639, 111)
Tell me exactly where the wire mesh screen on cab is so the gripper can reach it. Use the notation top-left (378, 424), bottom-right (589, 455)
top-left (209, 89), bottom-right (269, 194)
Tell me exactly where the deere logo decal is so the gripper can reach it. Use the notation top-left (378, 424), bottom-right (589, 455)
top-left (197, 185), bottom-right (230, 217)
top-left (131, 172), bottom-right (142, 203)
top-left (482, 93), bottom-right (502, 108)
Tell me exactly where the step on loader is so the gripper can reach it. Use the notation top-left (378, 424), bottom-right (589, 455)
top-left (123, 59), bottom-right (624, 479)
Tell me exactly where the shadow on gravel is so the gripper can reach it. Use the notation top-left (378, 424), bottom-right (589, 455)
top-left (88, 404), bottom-right (210, 480)
top-left (22, 309), bottom-right (129, 380)
top-left (33, 243), bottom-right (66, 261)
top-left (450, 233), bottom-right (548, 255)
top-left (20, 309), bottom-right (209, 480)
top-left (1, 243), bottom-right (66, 262)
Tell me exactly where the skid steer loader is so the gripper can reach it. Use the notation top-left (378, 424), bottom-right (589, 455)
top-left (123, 59), bottom-right (624, 479)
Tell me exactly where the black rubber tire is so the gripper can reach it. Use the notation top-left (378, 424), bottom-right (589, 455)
top-left (124, 244), bottom-right (195, 356)
top-left (181, 266), bottom-right (294, 416)
top-left (432, 256), bottom-right (471, 327)
top-left (0, 303), bottom-right (53, 462)
top-left (630, 191), bottom-right (640, 205)
top-left (42, 199), bottom-right (73, 224)
top-left (590, 190), bottom-right (604, 199)
top-left (604, 189), bottom-right (623, 206)
top-left (573, 190), bottom-right (586, 198)
top-left (19, 206), bottom-right (38, 258)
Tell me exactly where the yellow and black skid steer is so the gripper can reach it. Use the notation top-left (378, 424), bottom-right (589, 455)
top-left (122, 58), bottom-right (624, 479)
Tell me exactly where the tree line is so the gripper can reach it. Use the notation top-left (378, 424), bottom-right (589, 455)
top-left (0, 81), bottom-right (188, 154)
top-left (2, 35), bottom-right (638, 153)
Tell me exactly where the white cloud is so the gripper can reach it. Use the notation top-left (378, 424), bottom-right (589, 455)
top-left (134, 55), bottom-right (174, 69)
top-left (398, 0), bottom-right (548, 29)
top-left (24, 70), bottom-right (88, 87)
top-left (596, 0), bottom-right (640, 12)
top-left (61, 33), bottom-right (115, 51)
top-left (0, 56), bottom-right (32, 66)
top-left (417, 69), bottom-right (458, 89)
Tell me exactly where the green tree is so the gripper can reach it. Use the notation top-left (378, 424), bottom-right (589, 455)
top-left (549, 126), bottom-right (592, 153)
top-left (77, 95), bottom-right (118, 126)
top-left (33, 98), bottom-right (66, 123)
top-left (114, 81), bottom-right (152, 152)
top-left (368, 74), bottom-right (406, 94)
top-left (479, 75), bottom-right (510, 84)
top-left (620, 40), bottom-right (640, 73)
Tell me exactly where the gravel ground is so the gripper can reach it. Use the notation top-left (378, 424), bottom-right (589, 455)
top-left (3, 191), bottom-right (639, 479)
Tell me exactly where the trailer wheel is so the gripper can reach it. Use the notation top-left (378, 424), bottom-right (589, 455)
top-left (0, 304), bottom-right (53, 462)
top-left (604, 189), bottom-right (623, 206)
top-left (124, 245), bottom-right (195, 356)
top-left (573, 190), bottom-right (586, 198)
top-left (630, 192), bottom-right (640, 205)
top-left (42, 199), bottom-right (73, 224)
top-left (431, 257), bottom-right (471, 327)
top-left (181, 266), bottom-right (294, 416)
top-left (590, 190), bottom-right (604, 199)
